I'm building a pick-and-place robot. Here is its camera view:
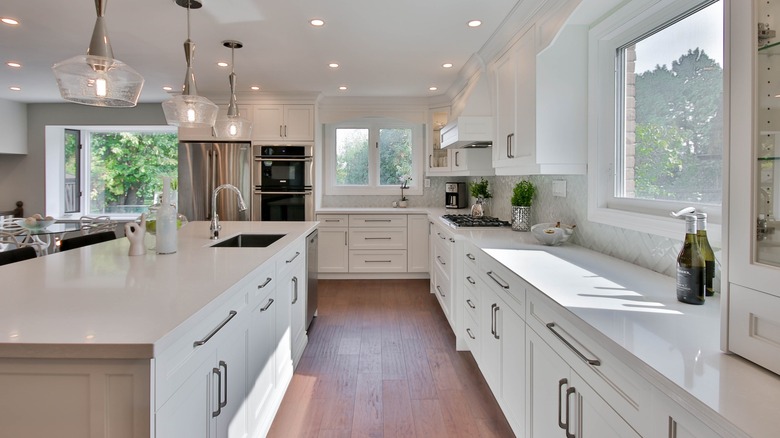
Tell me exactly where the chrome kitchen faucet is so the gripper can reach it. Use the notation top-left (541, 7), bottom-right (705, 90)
top-left (210, 184), bottom-right (247, 239)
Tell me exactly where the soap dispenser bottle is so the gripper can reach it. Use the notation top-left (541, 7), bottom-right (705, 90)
top-left (156, 176), bottom-right (177, 255)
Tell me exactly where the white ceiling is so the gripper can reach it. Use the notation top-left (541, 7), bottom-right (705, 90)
top-left (0, 0), bottom-right (519, 104)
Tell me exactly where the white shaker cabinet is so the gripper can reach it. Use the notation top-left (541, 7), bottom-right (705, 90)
top-left (252, 104), bottom-right (314, 142)
top-left (278, 240), bottom-right (307, 369)
top-left (493, 25), bottom-right (536, 174)
top-left (247, 265), bottom-right (277, 437)
top-left (526, 329), bottom-right (640, 438)
top-left (407, 214), bottom-right (429, 272)
top-left (317, 215), bottom-right (349, 273)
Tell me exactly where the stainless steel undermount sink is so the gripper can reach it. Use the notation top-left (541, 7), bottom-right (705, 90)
top-left (210, 234), bottom-right (286, 248)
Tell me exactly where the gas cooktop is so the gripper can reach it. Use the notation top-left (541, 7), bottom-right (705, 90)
top-left (441, 214), bottom-right (510, 228)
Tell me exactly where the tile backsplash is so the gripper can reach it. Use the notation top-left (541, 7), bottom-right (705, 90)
top-left (321, 174), bottom-right (692, 278)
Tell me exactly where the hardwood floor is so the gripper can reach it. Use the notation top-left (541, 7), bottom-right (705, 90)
top-left (267, 279), bottom-right (514, 438)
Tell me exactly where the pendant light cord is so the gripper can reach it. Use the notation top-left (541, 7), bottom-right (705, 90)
top-left (186, 2), bottom-right (191, 40)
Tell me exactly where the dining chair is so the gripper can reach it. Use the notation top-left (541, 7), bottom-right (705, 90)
top-left (79, 216), bottom-right (117, 235)
top-left (0, 246), bottom-right (37, 266)
top-left (0, 228), bottom-right (49, 256)
top-left (59, 231), bottom-right (117, 252)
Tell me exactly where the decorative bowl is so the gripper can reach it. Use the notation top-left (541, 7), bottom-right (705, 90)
top-left (15, 218), bottom-right (56, 231)
top-left (531, 222), bottom-right (575, 246)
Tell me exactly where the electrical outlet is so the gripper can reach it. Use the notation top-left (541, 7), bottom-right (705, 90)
top-left (552, 180), bottom-right (566, 197)
top-left (424, 178), bottom-right (431, 188)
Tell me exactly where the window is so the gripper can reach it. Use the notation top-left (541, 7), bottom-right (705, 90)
top-left (326, 119), bottom-right (422, 196)
top-left (46, 127), bottom-right (178, 218)
top-left (589, 0), bottom-right (724, 242)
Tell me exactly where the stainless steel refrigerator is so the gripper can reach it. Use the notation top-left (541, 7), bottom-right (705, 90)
top-left (178, 142), bottom-right (252, 222)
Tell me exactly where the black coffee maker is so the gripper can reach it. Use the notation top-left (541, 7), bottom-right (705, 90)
top-left (445, 182), bottom-right (467, 209)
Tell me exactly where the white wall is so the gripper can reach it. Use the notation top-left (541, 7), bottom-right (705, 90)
top-left (0, 103), bottom-right (167, 216)
top-left (0, 99), bottom-right (26, 155)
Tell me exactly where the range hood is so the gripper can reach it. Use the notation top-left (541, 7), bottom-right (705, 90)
top-left (440, 72), bottom-right (494, 149)
top-left (440, 116), bottom-right (493, 148)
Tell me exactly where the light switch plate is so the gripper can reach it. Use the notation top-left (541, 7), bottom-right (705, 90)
top-left (424, 178), bottom-right (431, 188)
top-left (552, 179), bottom-right (566, 197)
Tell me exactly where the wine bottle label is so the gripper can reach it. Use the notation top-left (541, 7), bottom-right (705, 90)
top-left (677, 265), bottom-right (705, 304)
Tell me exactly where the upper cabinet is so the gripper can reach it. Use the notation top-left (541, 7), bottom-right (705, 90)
top-left (427, 107), bottom-right (494, 177)
top-left (728, 0), bottom-right (780, 376)
top-left (253, 104), bottom-right (314, 142)
top-left (491, 11), bottom-right (587, 175)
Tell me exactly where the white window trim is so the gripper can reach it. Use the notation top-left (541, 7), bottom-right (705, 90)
top-left (45, 125), bottom-right (177, 220)
top-left (587, 0), bottom-right (726, 246)
top-left (323, 118), bottom-right (424, 196)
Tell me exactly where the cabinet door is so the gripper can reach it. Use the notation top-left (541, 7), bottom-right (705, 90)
top-left (480, 287), bottom-right (502, 392)
top-left (652, 393), bottom-right (722, 438)
top-left (280, 258), bottom-right (307, 368)
top-left (494, 46), bottom-right (516, 168)
top-left (318, 228), bottom-right (348, 272)
top-left (513, 25), bottom-right (536, 163)
top-left (252, 105), bottom-right (285, 141)
top-left (248, 286), bottom-right (277, 436)
top-left (407, 215), bottom-right (430, 272)
top-left (156, 352), bottom-right (217, 438)
top-left (214, 315), bottom-right (249, 438)
top-left (527, 329), bottom-right (571, 438)
top-left (573, 372), bottom-right (641, 438)
top-left (501, 303), bottom-right (525, 434)
top-left (283, 105), bottom-right (314, 141)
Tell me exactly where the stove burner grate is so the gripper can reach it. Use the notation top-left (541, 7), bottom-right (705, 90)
top-left (441, 214), bottom-right (510, 228)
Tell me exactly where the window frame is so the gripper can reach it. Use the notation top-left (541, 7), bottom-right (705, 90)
top-left (45, 125), bottom-right (178, 220)
top-left (587, 0), bottom-right (726, 245)
top-left (324, 118), bottom-right (423, 196)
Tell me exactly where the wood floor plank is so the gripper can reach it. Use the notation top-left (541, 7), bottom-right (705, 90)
top-left (381, 338), bottom-right (407, 380)
top-left (402, 340), bottom-right (439, 400)
top-left (351, 373), bottom-right (383, 438)
top-left (358, 327), bottom-right (383, 374)
top-left (382, 379), bottom-right (416, 438)
top-left (318, 397), bottom-right (355, 434)
top-left (426, 348), bottom-right (464, 392)
top-left (437, 389), bottom-right (482, 438)
top-left (410, 399), bottom-right (449, 438)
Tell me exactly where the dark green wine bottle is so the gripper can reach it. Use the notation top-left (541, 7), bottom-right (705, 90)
top-left (695, 213), bottom-right (715, 296)
top-left (676, 215), bottom-right (705, 305)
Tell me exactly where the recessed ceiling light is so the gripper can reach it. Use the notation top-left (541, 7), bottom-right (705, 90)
top-left (217, 62), bottom-right (229, 67)
top-left (9, 86), bottom-right (21, 91)
top-left (310, 19), bottom-right (325, 27)
top-left (429, 86), bottom-right (438, 91)
top-left (468, 20), bottom-right (482, 27)
top-left (339, 86), bottom-right (347, 91)
top-left (329, 63), bottom-right (339, 68)
top-left (442, 63), bottom-right (453, 68)
top-left (162, 86), bottom-right (173, 91)
top-left (1, 17), bottom-right (19, 26)
top-left (6, 62), bottom-right (21, 68)
top-left (251, 86), bottom-right (260, 91)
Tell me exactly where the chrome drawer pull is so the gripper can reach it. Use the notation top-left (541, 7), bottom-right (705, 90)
top-left (212, 367), bottom-right (222, 417)
top-left (365, 237), bottom-right (392, 240)
top-left (493, 305), bottom-right (500, 339)
top-left (286, 251), bottom-right (301, 263)
top-left (437, 255), bottom-right (446, 266)
top-left (466, 276), bottom-right (476, 285)
top-left (558, 378), bottom-right (568, 430)
top-left (466, 253), bottom-right (476, 261)
top-left (257, 277), bottom-right (272, 289)
top-left (194, 310), bottom-right (237, 347)
top-left (437, 232), bottom-right (446, 240)
top-left (292, 277), bottom-right (298, 304)
top-left (486, 271), bottom-right (510, 289)
top-left (219, 360), bottom-right (228, 409)
top-left (565, 387), bottom-right (576, 438)
top-left (546, 322), bottom-right (601, 366)
top-left (260, 298), bottom-right (274, 312)
top-left (365, 219), bottom-right (392, 222)
top-left (449, 237), bottom-right (455, 243)
top-left (466, 328), bottom-right (476, 340)
top-left (365, 260), bottom-right (392, 263)
top-left (466, 299), bottom-right (476, 309)
top-left (436, 285), bottom-right (445, 298)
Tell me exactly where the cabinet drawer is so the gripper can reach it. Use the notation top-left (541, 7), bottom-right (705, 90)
top-left (349, 228), bottom-right (407, 250)
top-left (463, 241), bottom-right (483, 270)
top-left (277, 239), bottom-right (305, 276)
top-left (478, 255), bottom-right (525, 317)
top-left (155, 288), bottom-right (248, 409)
top-left (463, 265), bottom-right (481, 323)
top-left (349, 214), bottom-right (408, 227)
top-left (526, 290), bottom-right (650, 431)
top-left (317, 214), bottom-right (348, 227)
top-left (463, 309), bottom-right (480, 354)
top-left (433, 262), bottom-right (451, 317)
top-left (349, 250), bottom-right (408, 272)
top-left (729, 283), bottom-right (780, 375)
top-left (249, 262), bottom-right (275, 306)
top-left (433, 240), bottom-right (452, 277)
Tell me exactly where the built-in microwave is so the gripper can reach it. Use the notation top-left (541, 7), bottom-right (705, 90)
top-left (252, 145), bottom-right (314, 221)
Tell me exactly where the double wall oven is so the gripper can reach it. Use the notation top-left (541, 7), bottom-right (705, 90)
top-left (252, 145), bottom-right (314, 221)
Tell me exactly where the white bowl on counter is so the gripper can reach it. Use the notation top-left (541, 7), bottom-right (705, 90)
top-left (15, 219), bottom-right (56, 231)
top-left (531, 222), bottom-right (575, 246)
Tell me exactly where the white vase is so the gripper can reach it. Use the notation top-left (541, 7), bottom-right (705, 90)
top-left (398, 200), bottom-right (408, 208)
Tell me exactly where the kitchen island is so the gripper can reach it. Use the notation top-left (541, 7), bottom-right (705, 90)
top-left (0, 220), bottom-right (317, 438)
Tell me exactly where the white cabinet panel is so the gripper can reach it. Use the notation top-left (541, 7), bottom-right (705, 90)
top-left (407, 214), bottom-right (429, 272)
top-left (349, 250), bottom-right (408, 272)
top-left (729, 284), bottom-right (780, 376)
top-left (252, 104), bottom-right (313, 142)
top-left (318, 228), bottom-right (348, 272)
top-left (349, 228), bottom-right (408, 250)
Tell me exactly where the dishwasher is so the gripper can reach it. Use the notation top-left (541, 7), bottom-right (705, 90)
top-left (306, 229), bottom-right (318, 329)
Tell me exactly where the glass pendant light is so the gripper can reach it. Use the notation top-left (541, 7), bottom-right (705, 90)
top-left (162, 0), bottom-right (218, 128)
top-left (214, 40), bottom-right (253, 138)
top-left (52, 0), bottom-right (144, 107)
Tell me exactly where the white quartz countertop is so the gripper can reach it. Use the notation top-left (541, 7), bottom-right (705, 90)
top-left (0, 221), bottom-right (317, 359)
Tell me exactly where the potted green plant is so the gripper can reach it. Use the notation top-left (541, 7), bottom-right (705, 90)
top-left (469, 178), bottom-right (492, 217)
top-left (511, 180), bottom-right (535, 231)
